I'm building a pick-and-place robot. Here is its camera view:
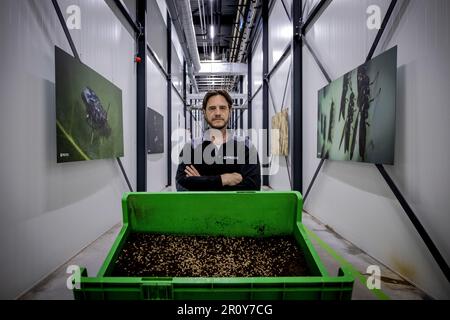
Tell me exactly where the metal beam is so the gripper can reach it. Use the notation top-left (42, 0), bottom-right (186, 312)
top-left (187, 93), bottom-right (247, 100)
top-left (376, 164), bottom-right (450, 283)
top-left (372, 0), bottom-right (450, 283)
top-left (262, 0), bottom-right (269, 187)
top-left (189, 105), bottom-right (248, 110)
top-left (195, 79), bottom-right (237, 83)
top-left (281, 0), bottom-right (292, 22)
top-left (247, 47), bottom-right (252, 129)
top-left (113, 0), bottom-right (140, 33)
top-left (301, 12), bottom-right (334, 200)
top-left (301, 0), bottom-right (332, 35)
top-left (268, 43), bottom-right (291, 79)
top-left (136, 0), bottom-right (147, 191)
top-left (240, 77), bottom-right (244, 130)
top-left (183, 60), bottom-right (187, 131)
top-left (147, 44), bottom-right (169, 79)
top-left (167, 10), bottom-right (172, 188)
top-left (303, 159), bottom-right (325, 201)
top-left (197, 62), bottom-right (248, 76)
top-left (172, 82), bottom-right (185, 103)
top-left (116, 157), bottom-right (133, 192)
top-left (52, 0), bottom-right (80, 61)
top-left (250, 84), bottom-right (263, 102)
top-left (242, 0), bottom-right (263, 62)
top-left (292, 0), bottom-right (303, 193)
top-left (366, 0), bottom-right (397, 62)
top-left (189, 86), bottom-right (193, 140)
top-left (303, 37), bottom-right (332, 83)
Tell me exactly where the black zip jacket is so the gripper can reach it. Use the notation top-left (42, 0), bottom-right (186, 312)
top-left (176, 135), bottom-right (261, 191)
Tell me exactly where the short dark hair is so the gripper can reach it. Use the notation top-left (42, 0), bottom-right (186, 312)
top-left (202, 90), bottom-right (233, 110)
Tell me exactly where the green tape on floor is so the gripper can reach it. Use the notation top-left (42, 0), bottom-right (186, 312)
top-left (305, 226), bottom-right (391, 300)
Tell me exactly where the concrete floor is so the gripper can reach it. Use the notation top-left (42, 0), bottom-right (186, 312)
top-left (20, 192), bottom-right (430, 300)
top-left (301, 211), bottom-right (429, 300)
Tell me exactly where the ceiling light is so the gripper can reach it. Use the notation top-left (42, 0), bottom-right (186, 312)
top-left (210, 25), bottom-right (215, 39)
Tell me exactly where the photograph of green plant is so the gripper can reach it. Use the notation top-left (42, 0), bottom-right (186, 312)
top-left (55, 46), bottom-right (124, 163)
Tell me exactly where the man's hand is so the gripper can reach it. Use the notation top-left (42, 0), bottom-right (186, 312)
top-left (220, 173), bottom-right (243, 186)
top-left (185, 165), bottom-right (201, 177)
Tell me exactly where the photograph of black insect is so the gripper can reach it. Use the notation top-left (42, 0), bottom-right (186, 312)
top-left (55, 46), bottom-right (124, 163)
top-left (317, 46), bottom-right (397, 165)
top-left (81, 87), bottom-right (112, 142)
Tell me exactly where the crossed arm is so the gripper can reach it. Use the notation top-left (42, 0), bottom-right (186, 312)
top-left (184, 165), bottom-right (243, 187)
top-left (176, 162), bottom-right (261, 191)
top-left (175, 142), bottom-right (261, 191)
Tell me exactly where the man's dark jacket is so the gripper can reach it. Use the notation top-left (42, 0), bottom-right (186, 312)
top-left (176, 132), bottom-right (261, 191)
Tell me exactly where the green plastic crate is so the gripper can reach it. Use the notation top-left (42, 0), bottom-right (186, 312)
top-left (73, 191), bottom-right (354, 300)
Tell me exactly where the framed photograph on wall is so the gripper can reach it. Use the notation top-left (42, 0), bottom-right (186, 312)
top-left (147, 107), bottom-right (164, 154)
top-left (317, 46), bottom-right (397, 165)
top-left (55, 46), bottom-right (124, 163)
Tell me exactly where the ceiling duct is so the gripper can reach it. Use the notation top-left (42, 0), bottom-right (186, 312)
top-left (236, 0), bottom-right (259, 62)
top-left (167, 0), bottom-right (201, 92)
top-left (167, 0), bottom-right (201, 73)
top-left (227, 0), bottom-right (261, 91)
top-left (178, 0), bottom-right (202, 73)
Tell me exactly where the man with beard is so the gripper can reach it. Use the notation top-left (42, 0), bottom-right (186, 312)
top-left (176, 90), bottom-right (261, 191)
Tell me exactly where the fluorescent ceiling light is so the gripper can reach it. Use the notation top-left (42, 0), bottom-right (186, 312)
top-left (210, 25), bottom-right (215, 39)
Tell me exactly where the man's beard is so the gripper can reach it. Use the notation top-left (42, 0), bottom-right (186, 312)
top-left (206, 117), bottom-right (229, 130)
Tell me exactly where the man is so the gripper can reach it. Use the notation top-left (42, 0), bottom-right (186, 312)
top-left (176, 90), bottom-right (261, 191)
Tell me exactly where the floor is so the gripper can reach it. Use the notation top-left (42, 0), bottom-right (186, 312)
top-left (302, 211), bottom-right (429, 300)
top-left (20, 191), bottom-right (430, 300)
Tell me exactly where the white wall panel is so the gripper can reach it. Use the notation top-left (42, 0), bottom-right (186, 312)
top-left (267, 53), bottom-right (292, 190)
top-left (269, 0), bottom-right (292, 70)
top-left (304, 0), bottom-right (390, 80)
top-left (147, 0), bottom-right (167, 71)
top-left (156, 0), bottom-right (167, 25)
top-left (303, 0), bottom-right (450, 298)
top-left (122, 0), bottom-right (136, 20)
top-left (249, 91), bottom-right (263, 170)
top-left (382, 0), bottom-right (450, 297)
top-left (250, 90), bottom-right (263, 131)
top-left (283, 0), bottom-right (292, 16)
top-left (243, 110), bottom-right (248, 131)
top-left (302, 46), bottom-right (329, 191)
top-left (243, 74), bottom-right (248, 96)
top-left (267, 1), bottom-right (293, 190)
top-left (172, 22), bottom-right (184, 70)
top-left (146, 56), bottom-right (168, 191)
top-left (251, 36), bottom-right (263, 94)
top-left (0, 0), bottom-right (136, 299)
top-left (249, 36), bottom-right (265, 185)
top-left (171, 90), bottom-right (186, 190)
top-left (242, 75), bottom-right (248, 131)
top-left (169, 20), bottom-right (185, 191)
top-left (303, 0), bottom-right (321, 18)
top-left (171, 43), bottom-right (184, 97)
